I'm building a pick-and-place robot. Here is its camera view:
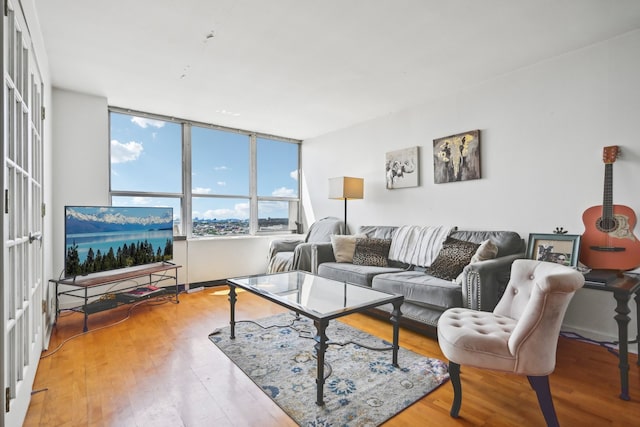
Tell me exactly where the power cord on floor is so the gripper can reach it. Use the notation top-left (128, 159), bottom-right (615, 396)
top-left (41, 296), bottom-right (174, 359)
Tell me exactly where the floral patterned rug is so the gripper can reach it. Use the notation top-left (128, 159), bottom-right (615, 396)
top-left (209, 312), bottom-right (449, 426)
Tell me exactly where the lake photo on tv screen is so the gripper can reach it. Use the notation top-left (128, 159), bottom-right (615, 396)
top-left (64, 206), bottom-right (174, 277)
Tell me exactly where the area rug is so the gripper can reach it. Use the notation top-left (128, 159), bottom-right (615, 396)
top-left (208, 312), bottom-right (449, 426)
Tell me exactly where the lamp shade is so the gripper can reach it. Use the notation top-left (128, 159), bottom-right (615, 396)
top-left (328, 176), bottom-right (364, 200)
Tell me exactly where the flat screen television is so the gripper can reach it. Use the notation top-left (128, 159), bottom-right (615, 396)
top-left (64, 206), bottom-right (174, 278)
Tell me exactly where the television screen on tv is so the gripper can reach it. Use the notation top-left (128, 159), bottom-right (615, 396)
top-left (64, 206), bottom-right (174, 278)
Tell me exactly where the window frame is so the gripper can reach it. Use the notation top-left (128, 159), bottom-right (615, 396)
top-left (108, 106), bottom-right (301, 238)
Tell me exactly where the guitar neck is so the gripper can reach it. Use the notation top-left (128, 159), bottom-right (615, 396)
top-left (602, 163), bottom-right (613, 219)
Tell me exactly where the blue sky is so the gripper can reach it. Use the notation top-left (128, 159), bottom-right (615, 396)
top-left (110, 113), bottom-right (298, 220)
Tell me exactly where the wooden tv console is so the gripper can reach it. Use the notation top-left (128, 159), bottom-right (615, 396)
top-left (52, 262), bottom-right (181, 332)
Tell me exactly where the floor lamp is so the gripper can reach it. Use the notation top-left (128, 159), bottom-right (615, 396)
top-left (328, 176), bottom-right (364, 234)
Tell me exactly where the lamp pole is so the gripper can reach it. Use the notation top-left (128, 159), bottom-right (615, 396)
top-left (344, 198), bottom-right (348, 234)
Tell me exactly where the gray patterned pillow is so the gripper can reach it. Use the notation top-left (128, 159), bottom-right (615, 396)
top-left (425, 237), bottom-right (480, 281)
top-left (352, 238), bottom-right (392, 267)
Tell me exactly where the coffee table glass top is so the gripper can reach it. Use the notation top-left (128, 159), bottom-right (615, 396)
top-left (228, 271), bottom-right (401, 318)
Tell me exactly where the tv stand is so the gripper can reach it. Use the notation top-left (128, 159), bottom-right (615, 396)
top-left (52, 262), bottom-right (181, 332)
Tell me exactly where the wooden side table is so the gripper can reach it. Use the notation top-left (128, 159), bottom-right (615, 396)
top-left (583, 272), bottom-right (640, 400)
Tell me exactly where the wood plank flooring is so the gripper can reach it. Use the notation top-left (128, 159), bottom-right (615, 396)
top-left (25, 287), bottom-right (640, 426)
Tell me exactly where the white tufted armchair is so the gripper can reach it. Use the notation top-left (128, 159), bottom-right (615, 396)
top-left (437, 259), bottom-right (585, 426)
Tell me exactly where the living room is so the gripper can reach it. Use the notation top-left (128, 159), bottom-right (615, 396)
top-left (47, 2), bottom-right (640, 346)
top-left (4, 1), bottom-right (640, 425)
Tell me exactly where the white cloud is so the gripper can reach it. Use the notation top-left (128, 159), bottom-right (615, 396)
top-left (214, 166), bottom-right (229, 171)
top-left (132, 197), bottom-right (151, 205)
top-left (290, 169), bottom-right (299, 181)
top-left (111, 139), bottom-right (143, 163)
top-left (193, 187), bottom-right (212, 194)
top-left (131, 117), bottom-right (165, 129)
top-left (217, 181), bottom-right (227, 186)
top-left (272, 187), bottom-right (296, 197)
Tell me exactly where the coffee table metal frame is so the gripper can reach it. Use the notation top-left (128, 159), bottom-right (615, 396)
top-left (225, 271), bottom-right (404, 406)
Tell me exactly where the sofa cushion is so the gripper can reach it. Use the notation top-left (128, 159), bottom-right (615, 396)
top-left (353, 238), bottom-right (392, 267)
top-left (372, 301), bottom-right (445, 328)
top-left (317, 262), bottom-right (404, 287)
top-left (425, 237), bottom-right (480, 281)
top-left (372, 271), bottom-right (463, 310)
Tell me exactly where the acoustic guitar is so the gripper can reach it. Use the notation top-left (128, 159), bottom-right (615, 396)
top-left (580, 146), bottom-right (640, 270)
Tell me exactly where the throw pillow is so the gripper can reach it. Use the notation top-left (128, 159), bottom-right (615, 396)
top-left (426, 237), bottom-right (480, 281)
top-left (330, 234), bottom-right (365, 263)
top-left (455, 239), bottom-right (499, 284)
top-left (352, 238), bottom-right (392, 267)
top-left (471, 239), bottom-right (499, 263)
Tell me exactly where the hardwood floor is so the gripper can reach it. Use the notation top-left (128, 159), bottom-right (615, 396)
top-left (25, 288), bottom-right (640, 426)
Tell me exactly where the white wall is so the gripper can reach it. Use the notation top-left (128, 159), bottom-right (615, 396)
top-left (302, 30), bottom-right (640, 346)
top-left (51, 89), bottom-right (110, 279)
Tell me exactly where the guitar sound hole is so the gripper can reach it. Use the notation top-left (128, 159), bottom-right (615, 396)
top-left (597, 217), bottom-right (618, 233)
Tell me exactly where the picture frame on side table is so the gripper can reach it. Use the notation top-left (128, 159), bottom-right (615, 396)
top-left (526, 233), bottom-right (581, 267)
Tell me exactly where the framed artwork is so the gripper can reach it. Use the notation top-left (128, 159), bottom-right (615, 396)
top-left (526, 233), bottom-right (581, 267)
top-left (386, 146), bottom-right (419, 189)
top-left (433, 130), bottom-right (481, 184)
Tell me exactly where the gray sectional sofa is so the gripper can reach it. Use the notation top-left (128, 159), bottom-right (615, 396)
top-left (311, 225), bottom-right (525, 336)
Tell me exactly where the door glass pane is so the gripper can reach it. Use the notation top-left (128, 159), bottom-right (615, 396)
top-left (7, 86), bottom-right (15, 161)
top-left (110, 112), bottom-right (182, 193)
top-left (192, 126), bottom-right (249, 196)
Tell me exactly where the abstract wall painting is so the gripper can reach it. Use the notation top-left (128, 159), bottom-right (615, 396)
top-left (385, 146), bottom-right (419, 189)
top-left (433, 130), bottom-right (481, 184)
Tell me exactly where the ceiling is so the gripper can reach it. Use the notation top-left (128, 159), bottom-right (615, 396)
top-left (34, 0), bottom-right (640, 140)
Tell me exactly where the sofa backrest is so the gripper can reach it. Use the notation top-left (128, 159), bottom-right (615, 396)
top-left (357, 225), bottom-right (398, 240)
top-left (357, 225), bottom-right (525, 258)
top-left (450, 230), bottom-right (525, 257)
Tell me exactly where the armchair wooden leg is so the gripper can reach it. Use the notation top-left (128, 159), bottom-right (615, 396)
top-left (449, 361), bottom-right (462, 418)
top-left (528, 375), bottom-right (559, 427)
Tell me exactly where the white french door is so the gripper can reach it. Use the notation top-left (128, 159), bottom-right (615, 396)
top-left (2, 1), bottom-right (45, 426)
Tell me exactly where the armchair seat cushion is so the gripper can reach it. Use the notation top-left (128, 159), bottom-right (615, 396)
top-left (372, 271), bottom-right (462, 311)
top-left (437, 308), bottom-right (517, 372)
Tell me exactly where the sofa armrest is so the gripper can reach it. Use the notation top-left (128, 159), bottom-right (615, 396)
top-left (461, 253), bottom-right (524, 312)
top-left (310, 242), bottom-right (336, 274)
top-left (291, 242), bottom-right (317, 272)
top-left (268, 238), bottom-right (304, 260)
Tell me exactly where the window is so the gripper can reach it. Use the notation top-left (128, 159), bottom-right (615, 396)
top-left (109, 109), bottom-right (300, 238)
top-left (257, 137), bottom-right (299, 231)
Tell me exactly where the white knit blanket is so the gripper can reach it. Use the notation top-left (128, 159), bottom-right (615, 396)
top-left (388, 225), bottom-right (452, 267)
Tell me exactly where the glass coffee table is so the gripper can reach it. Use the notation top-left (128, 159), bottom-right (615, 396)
top-left (226, 271), bottom-right (404, 406)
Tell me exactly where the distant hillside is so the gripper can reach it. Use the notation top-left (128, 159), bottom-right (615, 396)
top-left (66, 207), bottom-right (173, 234)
